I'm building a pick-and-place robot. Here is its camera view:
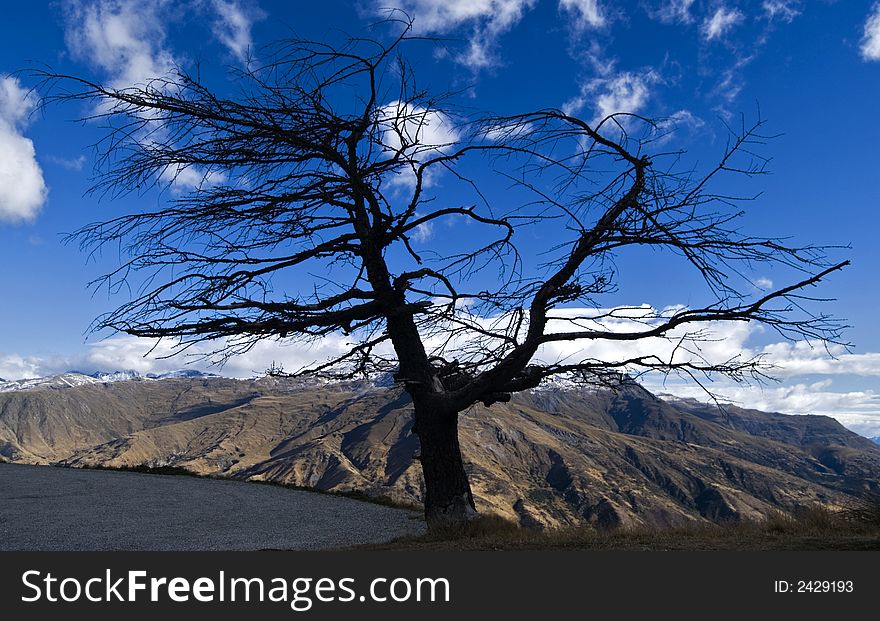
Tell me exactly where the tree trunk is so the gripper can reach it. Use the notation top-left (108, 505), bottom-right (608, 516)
top-left (412, 400), bottom-right (478, 528)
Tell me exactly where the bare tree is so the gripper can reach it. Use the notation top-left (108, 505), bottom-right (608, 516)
top-left (37, 19), bottom-right (848, 526)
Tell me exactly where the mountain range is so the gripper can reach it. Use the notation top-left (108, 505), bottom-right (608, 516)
top-left (0, 369), bottom-right (218, 393)
top-left (1, 371), bottom-right (878, 528)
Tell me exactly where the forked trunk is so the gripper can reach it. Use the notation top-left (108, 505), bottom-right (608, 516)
top-left (412, 400), bottom-right (478, 527)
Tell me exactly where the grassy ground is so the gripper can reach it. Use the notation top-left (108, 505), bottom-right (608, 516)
top-left (360, 506), bottom-right (880, 551)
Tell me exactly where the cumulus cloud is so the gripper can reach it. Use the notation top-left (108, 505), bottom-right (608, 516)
top-left (159, 162), bottom-right (228, 192)
top-left (65, 0), bottom-right (265, 76)
top-left (558, 0), bottom-right (605, 29)
top-left (527, 305), bottom-right (754, 373)
top-left (862, 3), bottom-right (880, 61)
top-left (0, 334), bottom-right (372, 381)
top-left (383, 0), bottom-right (537, 67)
top-left (378, 101), bottom-right (459, 154)
top-left (0, 353), bottom-right (44, 380)
top-left (64, 0), bottom-right (178, 90)
top-left (0, 76), bottom-right (48, 223)
top-left (209, 0), bottom-right (264, 62)
top-left (532, 308), bottom-right (880, 436)
top-left (702, 6), bottom-right (744, 41)
top-left (0, 306), bottom-right (756, 382)
top-left (759, 341), bottom-right (880, 378)
top-left (63, 1), bottom-right (238, 191)
top-left (0, 78), bottom-right (38, 126)
top-left (79, 334), bottom-right (360, 378)
top-left (535, 307), bottom-right (880, 383)
top-left (651, 378), bottom-right (880, 437)
top-left (4, 302), bottom-right (880, 435)
top-left (563, 69), bottom-right (661, 126)
top-left (377, 100), bottom-right (459, 189)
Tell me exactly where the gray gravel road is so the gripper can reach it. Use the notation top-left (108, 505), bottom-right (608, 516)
top-left (0, 463), bottom-right (425, 550)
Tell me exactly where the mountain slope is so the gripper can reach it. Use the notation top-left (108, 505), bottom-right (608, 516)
top-left (1, 375), bottom-right (878, 528)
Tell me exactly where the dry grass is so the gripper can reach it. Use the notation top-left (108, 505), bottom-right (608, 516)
top-left (361, 505), bottom-right (880, 551)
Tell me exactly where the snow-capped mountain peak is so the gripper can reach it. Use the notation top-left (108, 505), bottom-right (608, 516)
top-left (88, 370), bottom-right (143, 382)
top-left (0, 372), bottom-right (104, 393)
top-left (147, 369), bottom-right (219, 379)
top-left (0, 369), bottom-right (220, 393)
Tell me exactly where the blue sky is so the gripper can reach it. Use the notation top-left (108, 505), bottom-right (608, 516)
top-left (1, 0), bottom-right (880, 435)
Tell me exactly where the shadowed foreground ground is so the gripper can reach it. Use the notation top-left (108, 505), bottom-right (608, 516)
top-left (359, 514), bottom-right (880, 551)
top-left (0, 463), bottom-right (424, 550)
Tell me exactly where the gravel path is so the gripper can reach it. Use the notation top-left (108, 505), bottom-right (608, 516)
top-left (0, 463), bottom-right (425, 550)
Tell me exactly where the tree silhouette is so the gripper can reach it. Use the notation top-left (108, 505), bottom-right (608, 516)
top-left (38, 19), bottom-right (848, 526)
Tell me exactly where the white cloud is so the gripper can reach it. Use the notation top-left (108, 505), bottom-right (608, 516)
top-left (754, 276), bottom-right (773, 289)
top-left (387, 1), bottom-right (603, 65)
top-left (0, 78), bottom-right (38, 126)
top-left (527, 306), bottom-right (880, 437)
top-left (479, 306), bottom-right (880, 390)
top-left (0, 306), bottom-right (740, 382)
top-left (65, 0), bottom-right (265, 75)
top-left (652, 0), bottom-right (696, 24)
top-left (159, 162), bottom-right (228, 192)
top-left (558, 0), bottom-right (605, 29)
top-left (861, 3), bottom-right (880, 61)
top-left (4, 302), bottom-right (880, 435)
top-left (532, 305), bottom-right (756, 372)
top-left (711, 51), bottom-right (755, 103)
top-left (702, 6), bottom-right (744, 41)
top-left (646, 379), bottom-right (880, 437)
top-left (0, 353), bottom-right (43, 380)
top-left (384, 0), bottom-right (537, 68)
top-left (563, 69), bottom-right (661, 126)
top-left (63, 1), bottom-right (236, 192)
top-left (0, 76), bottom-right (48, 223)
top-left (759, 341), bottom-right (880, 378)
top-left (64, 0), bottom-right (178, 90)
top-left (209, 0), bottom-right (264, 62)
top-left (390, 0), bottom-right (534, 32)
top-left (377, 100), bottom-right (459, 189)
top-left (45, 154), bottom-right (87, 171)
top-left (762, 0), bottom-right (801, 23)
top-left (80, 335), bottom-right (337, 378)
top-left (653, 379), bottom-right (880, 437)
top-left (651, 109), bottom-right (704, 144)
top-left (0, 333), bottom-right (379, 381)
top-left (378, 101), bottom-right (459, 154)
top-left (411, 220), bottom-right (433, 242)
